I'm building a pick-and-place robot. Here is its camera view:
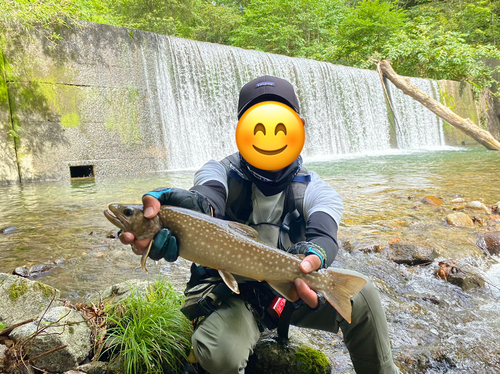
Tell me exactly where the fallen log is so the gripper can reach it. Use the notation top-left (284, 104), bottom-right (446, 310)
top-left (376, 59), bottom-right (500, 151)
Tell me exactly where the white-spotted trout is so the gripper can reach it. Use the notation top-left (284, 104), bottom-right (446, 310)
top-left (104, 204), bottom-right (367, 323)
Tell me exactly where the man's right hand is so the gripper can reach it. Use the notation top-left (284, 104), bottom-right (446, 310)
top-left (119, 194), bottom-right (160, 255)
top-left (119, 188), bottom-right (211, 259)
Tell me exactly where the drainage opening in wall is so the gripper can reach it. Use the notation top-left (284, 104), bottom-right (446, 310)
top-left (70, 165), bottom-right (95, 179)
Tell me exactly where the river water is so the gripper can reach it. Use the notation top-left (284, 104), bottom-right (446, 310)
top-left (1, 147), bottom-right (499, 373)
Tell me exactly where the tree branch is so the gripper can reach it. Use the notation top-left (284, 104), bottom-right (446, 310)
top-left (375, 59), bottom-right (500, 151)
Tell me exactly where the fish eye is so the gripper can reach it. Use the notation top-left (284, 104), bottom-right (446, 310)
top-left (254, 123), bottom-right (266, 135)
top-left (123, 209), bottom-right (133, 217)
top-left (275, 123), bottom-right (287, 135)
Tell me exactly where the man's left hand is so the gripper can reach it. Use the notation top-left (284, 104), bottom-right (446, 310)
top-left (294, 254), bottom-right (322, 309)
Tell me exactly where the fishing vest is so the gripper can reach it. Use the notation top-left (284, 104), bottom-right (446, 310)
top-left (220, 153), bottom-right (311, 250)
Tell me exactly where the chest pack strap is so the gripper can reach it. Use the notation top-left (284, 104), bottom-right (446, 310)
top-left (221, 153), bottom-right (310, 243)
top-left (277, 209), bottom-right (300, 250)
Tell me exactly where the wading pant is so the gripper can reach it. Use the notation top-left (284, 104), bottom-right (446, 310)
top-left (191, 268), bottom-right (399, 374)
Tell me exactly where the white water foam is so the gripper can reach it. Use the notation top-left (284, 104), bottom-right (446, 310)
top-left (150, 36), bottom-right (445, 170)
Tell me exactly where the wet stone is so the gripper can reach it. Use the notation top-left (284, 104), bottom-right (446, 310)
top-left (465, 201), bottom-right (491, 214)
top-left (447, 272), bottom-right (485, 291)
top-left (422, 196), bottom-right (443, 206)
top-left (387, 243), bottom-right (439, 265)
top-left (349, 243), bottom-right (386, 254)
top-left (472, 216), bottom-right (486, 226)
top-left (0, 226), bottom-right (16, 234)
top-left (12, 263), bottom-right (57, 278)
top-left (0, 343), bottom-right (7, 361)
top-left (246, 329), bottom-right (331, 374)
top-left (106, 230), bottom-right (118, 239)
top-left (446, 212), bottom-right (474, 227)
top-left (477, 232), bottom-right (500, 255)
top-left (76, 361), bottom-right (108, 374)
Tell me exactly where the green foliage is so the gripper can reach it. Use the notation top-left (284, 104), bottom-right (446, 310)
top-left (103, 279), bottom-right (192, 374)
top-left (1, 0), bottom-right (499, 92)
top-left (402, 0), bottom-right (500, 46)
top-left (231, 0), bottom-right (344, 58)
top-left (190, 2), bottom-right (241, 44)
top-left (324, 0), bottom-right (406, 67)
top-left (0, 0), bottom-right (81, 43)
top-left (386, 23), bottom-right (500, 91)
top-left (0, 322), bottom-right (8, 331)
top-left (104, 0), bottom-right (197, 36)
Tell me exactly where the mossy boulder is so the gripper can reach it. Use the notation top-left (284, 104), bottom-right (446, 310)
top-left (10, 306), bottom-right (92, 373)
top-left (246, 329), bottom-right (332, 374)
top-left (0, 273), bottom-right (61, 326)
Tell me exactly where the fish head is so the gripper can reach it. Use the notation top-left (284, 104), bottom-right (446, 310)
top-left (104, 204), bottom-right (162, 240)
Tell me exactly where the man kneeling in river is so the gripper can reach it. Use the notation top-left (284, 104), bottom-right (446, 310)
top-left (119, 76), bottom-right (399, 374)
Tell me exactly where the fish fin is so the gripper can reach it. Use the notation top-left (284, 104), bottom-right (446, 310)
top-left (316, 270), bottom-right (367, 324)
top-left (296, 254), bottom-right (306, 260)
top-left (268, 281), bottom-right (297, 302)
top-left (218, 270), bottom-right (240, 294)
top-left (140, 240), bottom-right (153, 273)
top-left (227, 221), bottom-right (259, 239)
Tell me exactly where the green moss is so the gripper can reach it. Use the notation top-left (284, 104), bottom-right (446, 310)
top-left (61, 112), bottom-right (80, 127)
top-left (295, 345), bottom-right (330, 374)
top-left (68, 326), bottom-right (75, 334)
top-left (0, 322), bottom-right (8, 331)
top-left (8, 78), bottom-right (82, 141)
top-left (8, 279), bottom-right (29, 301)
top-left (439, 87), bottom-right (457, 111)
top-left (0, 50), bottom-right (9, 110)
top-left (34, 282), bottom-right (55, 298)
top-left (104, 86), bottom-right (142, 144)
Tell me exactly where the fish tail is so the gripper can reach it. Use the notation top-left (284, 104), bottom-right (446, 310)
top-left (317, 270), bottom-right (367, 324)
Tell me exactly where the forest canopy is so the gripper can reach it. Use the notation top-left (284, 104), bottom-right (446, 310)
top-left (2, 0), bottom-right (499, 91)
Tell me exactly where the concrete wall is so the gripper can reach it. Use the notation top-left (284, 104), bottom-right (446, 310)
top-left (482, 59), bottom-right (500, 139)
top-left (437, 80), bottom-right (481, 146)
top-left (0, 50), bottom-right (19, 183)
top-left (0, 22), bottom-right (486, 184)
top-left (1, 22), bottom-right (167, 184)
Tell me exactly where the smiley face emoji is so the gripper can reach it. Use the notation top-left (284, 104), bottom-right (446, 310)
top-left (235, 101), bottom-right (305, 170)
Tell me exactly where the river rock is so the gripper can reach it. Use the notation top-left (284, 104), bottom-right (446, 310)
top-left (445, 213), bottom-right (474, 227)
top-left (0, 226), bottom-right (16, 234)
top-left (422, 196), bottom-right (443, 206)
top-left (477, 232), bottom-right (500, 255)
top-left (12, 263), bottom-right (58, 278)
top-left (447, 273), bottom-right (485, 291)
top-left (86, 279), bottom-right (154, 307)
top-left (387, 243), bottom-right (439, 265)
top-left (0, 273), bottom-right (61, 326)
top-left (465, 201), bottom-right (491, 214)
top-left (246, 329), bottom-right (331, 374)
top-left (451, 198), bottom-right (465, 204)
top-left (76, 361), bottom-right (108, 374)
top-left (0, 343), bottom-right (7, 361)
top-left (10, 306), bottom-right (92, 373)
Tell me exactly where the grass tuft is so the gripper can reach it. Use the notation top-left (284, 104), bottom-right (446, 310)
top-left (103, 278), bottom-right (192, 374)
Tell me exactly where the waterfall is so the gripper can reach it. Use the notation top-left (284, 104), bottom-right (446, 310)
top-left (387, 78), bottom-right (445, 149)
top-left (152, 36), bottom-right (444, 170)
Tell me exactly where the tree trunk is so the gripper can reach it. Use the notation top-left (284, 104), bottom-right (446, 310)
top-left (377, 59), bottom-right (500, 151)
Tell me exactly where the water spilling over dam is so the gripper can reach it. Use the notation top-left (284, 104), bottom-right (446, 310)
top-left (0, 22), bottom-right (476, 183)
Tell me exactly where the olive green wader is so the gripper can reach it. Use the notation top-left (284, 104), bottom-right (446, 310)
top-left (191, 268), bottom-right (399, 374)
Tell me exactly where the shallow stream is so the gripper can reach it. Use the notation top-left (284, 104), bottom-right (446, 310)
top-left (1, 147), bottom-right (499, 373)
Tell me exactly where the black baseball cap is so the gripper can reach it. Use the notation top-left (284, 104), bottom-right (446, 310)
top-left (237, 75), bottom-right (300, 119)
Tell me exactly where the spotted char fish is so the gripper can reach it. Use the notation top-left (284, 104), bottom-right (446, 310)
top-left (104, 204), bottom-right (367, 323)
